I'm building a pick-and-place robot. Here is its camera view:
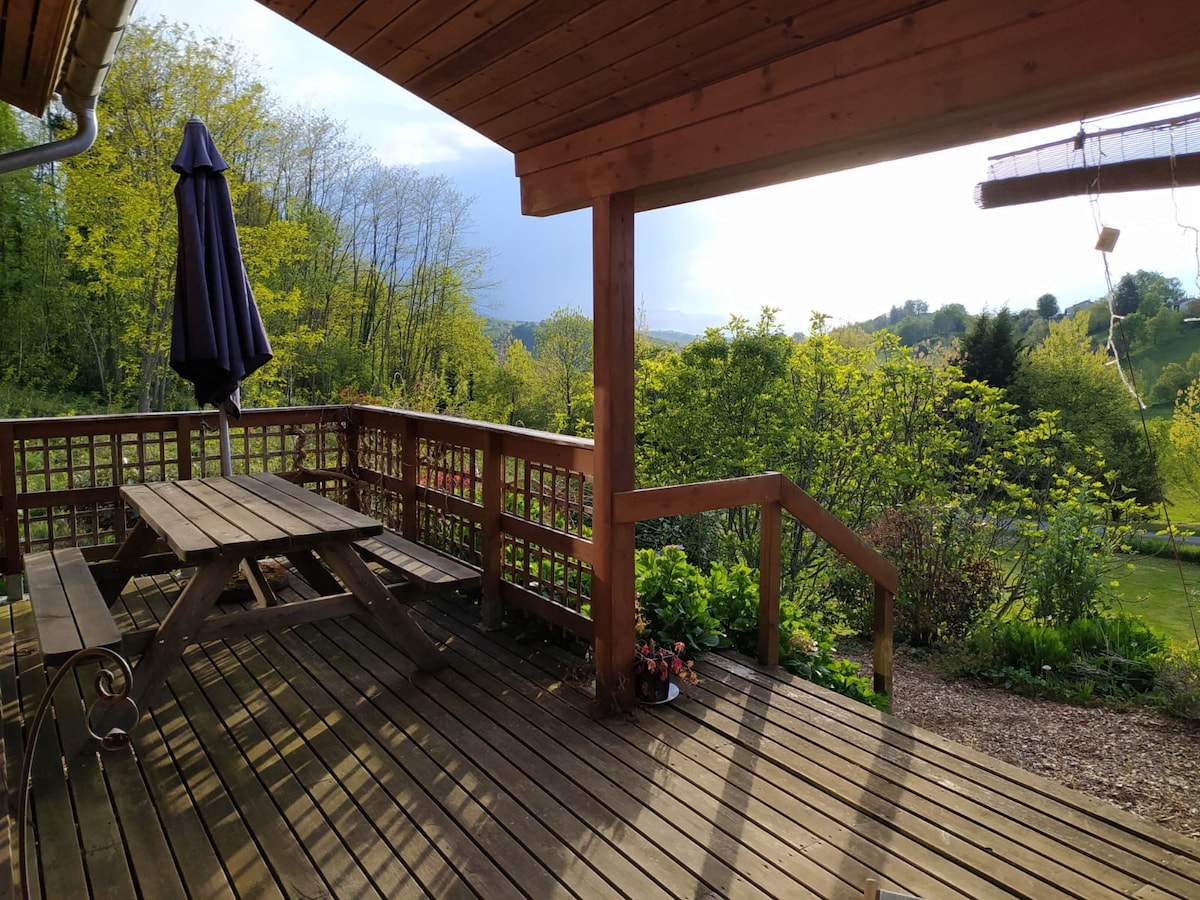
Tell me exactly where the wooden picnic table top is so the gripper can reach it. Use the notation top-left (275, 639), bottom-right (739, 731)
top-left (120, 473), bottom-right (382, 563)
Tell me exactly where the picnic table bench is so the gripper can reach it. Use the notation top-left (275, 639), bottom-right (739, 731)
top-left (24, 547), bottom-right (122, 666)
top-left (354, 530), bottom-right (481, 595)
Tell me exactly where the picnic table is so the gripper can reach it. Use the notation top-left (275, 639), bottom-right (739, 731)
top-left (95, 472), bottom-right (443, 725)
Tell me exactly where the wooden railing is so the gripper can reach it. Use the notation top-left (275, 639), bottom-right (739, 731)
top-left (0, 405), bottom-right (596, 641)
top-left (0, 408), bottom-right (896, 695)
top-left (614, 472), bottom-right (899, 695)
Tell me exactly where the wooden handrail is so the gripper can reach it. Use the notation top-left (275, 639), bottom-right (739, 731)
top-left (613, 472), bottom-right (897, 696)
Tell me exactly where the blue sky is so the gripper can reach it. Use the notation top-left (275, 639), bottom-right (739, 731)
top-left (140, 0), bottom-right (1200, 334)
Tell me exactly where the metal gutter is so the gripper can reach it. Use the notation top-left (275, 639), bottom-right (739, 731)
top-left (0, 0), bottom-right (136, 175)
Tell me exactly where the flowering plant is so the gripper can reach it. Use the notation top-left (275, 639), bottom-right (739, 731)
top-left (634, 639), bottom-right (699, 702)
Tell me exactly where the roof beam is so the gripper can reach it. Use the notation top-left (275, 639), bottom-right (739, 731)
top-left (516, 0), bottom-right (1200, 216)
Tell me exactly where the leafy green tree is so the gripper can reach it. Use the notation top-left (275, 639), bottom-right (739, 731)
top-left (1036, 293), bottom-right (1059, 319)
top-left (1013, 315), bottom-right (1162, 506)
top-left (0, 105), bottom-right (73, 397)
top-left (1165, 382), bottom-right (1200, 509)
top-left (1146, 307), bottom-right (1183, 346)
top-left (1150, 363), bottom-right (1191, 406)
top-left (60, 20), bottom-right (274, 410)
top-left (930, 303), bottom-right (968, 336)
top-left (1133, 269), bottom-right (1185, 312)
top-left (535, 307), bottom-right (593, 435)
top-left (956, 309), bottom-right (1020, 388)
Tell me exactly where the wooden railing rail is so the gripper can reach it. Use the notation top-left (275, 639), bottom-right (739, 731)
top-left (346, 406), bottom-right (596, 639)
top-left (613, 472), bottom-right (899, 695)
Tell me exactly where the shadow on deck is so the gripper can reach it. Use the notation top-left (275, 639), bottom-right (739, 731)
top-left (3, 570), bottom-right (1200, 899)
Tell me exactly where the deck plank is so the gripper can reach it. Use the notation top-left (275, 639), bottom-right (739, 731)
top-left (317, 616), bottom-right (711, 898)
top-left (700, 654), bottom-right (1200, 893)
top-left (407, 597), bottom-right (944, 897)
top-left (3, 571), bottom-right (1199, 900)
top-left (412, 595), bottom-right (1001, 899)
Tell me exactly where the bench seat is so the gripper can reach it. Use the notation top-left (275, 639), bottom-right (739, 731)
top-left (24, 548), bottom-right (122, 665)
top-left (354, 531), bottom-right (481, 594)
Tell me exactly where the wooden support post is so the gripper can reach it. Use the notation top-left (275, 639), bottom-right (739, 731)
top-left (873, 582), bottom-right (894, 698)
top-left (176, 414), bottom-right (193, 481)
top-left (344, 406), bottom-right (362, 512)
top-left (0, 421), bottom-right (19, 577)
top-left (591, 191), bottom-right (636, 713)
top-left (400, 417), bottom-right (418, 540)
top-left (480, 430), bottom-right (504, 629)
top-left (757, 499), bottom-right (782, 667)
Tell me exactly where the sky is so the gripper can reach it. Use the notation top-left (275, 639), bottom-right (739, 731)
top-left (137, 0), bottom-right (1200, 335)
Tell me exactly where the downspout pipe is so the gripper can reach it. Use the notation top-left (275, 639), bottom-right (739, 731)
top-left (0, 0), bottom-right (135, 175)
top-left (0, 98), bottom-right (97, 174)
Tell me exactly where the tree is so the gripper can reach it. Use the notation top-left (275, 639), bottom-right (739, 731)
top-left (1146, 307), bottom-right (1183, 347)
top-left (1013, 315), bottom-right (1162, 505)
top-left (930, 303), bottom-right (968, 337)
top-left (1113, 274), bottom-right (1142, 316)
top-left (1165, 382), bottom-right (1200, 508)
top-left (1150, 363), bottom-right (1191, 406)
top-left (535, 307), bottom-right (593, 435)
top-left (1036, 293), bottom-right (1059, 319)
top-left (1133, 269), bottom-right (1185, 311)
top-left (60, 21), bottom-right (275, 410)
top-left (956, 309), bottom-right (1020, 389)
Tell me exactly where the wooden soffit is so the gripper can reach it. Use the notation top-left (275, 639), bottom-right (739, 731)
top-left (0, 0), bottom-right (84, 115)
top-left (261, 0), bottom-right (1200, 216)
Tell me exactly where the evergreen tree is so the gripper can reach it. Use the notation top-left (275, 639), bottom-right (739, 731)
top-left (1113, 274), bottom-right (1142, 316)
top-left (957, 309), bottom-right (1020, 388)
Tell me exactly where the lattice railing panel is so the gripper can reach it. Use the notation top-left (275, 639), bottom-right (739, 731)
top-left (501, 535), bottom-right (590, 616)
top-left (504, 457), bottom-right (591, 538)
top-left (355, 423), bottom-right (405, 530)
top-left (13, 425), bottom-right (185, 553)
top-left (416, 438), bottom-right (482, 564)
top-left (501, 455), bottom-right (593, 616)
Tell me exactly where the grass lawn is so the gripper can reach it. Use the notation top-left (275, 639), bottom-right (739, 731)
top-left (1115, 554), bottom-right (1200, 649)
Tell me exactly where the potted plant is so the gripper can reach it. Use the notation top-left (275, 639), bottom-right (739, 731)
top-left (634, 639), bottom-right (698, 704)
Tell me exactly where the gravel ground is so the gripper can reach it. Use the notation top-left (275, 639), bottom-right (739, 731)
top-left (846, 643), bottom-right (1200, 840)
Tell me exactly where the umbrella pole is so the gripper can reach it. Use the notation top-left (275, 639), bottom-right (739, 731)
top-left (219, 406), bottom-right (233, 477)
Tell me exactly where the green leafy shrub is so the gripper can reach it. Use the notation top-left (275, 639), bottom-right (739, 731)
top-left (1153, 648), bottom-right (1200, 719)
top-left (1025, 489), bottom-right (1110, 623)
top-left (634, 546), bottom-right (723, 652)
top-left (829, 505), bottom-right (1002, 645)
top-left (955, 612), bottom-right (1170, 702)
top-left (637, 546), bottom-right (885, 709)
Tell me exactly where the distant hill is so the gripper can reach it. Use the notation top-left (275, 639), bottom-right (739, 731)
top-left (647, 330), bottom-right (699, 348)
top-left (484, 317), bottom-right (697, 354)
top-left (483, 318), bottom-right (537, 352)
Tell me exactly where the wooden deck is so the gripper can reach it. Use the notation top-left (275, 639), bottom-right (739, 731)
top-left (3, 573), bottom-right (1200, 899)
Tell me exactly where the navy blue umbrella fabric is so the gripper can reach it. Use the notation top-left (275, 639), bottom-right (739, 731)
top-left (170, 118), bottom-right (271, 416)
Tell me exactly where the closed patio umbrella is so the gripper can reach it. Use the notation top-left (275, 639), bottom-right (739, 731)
top-left (170, 116), bottom-right (272, 475)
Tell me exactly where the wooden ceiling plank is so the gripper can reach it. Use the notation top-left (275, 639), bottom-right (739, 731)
top-left (517, 0), bottom-right (1200, 215)
top-left (378, 0), bottom-right (533, 85)
top-left (0, 0), bottom-right (41, 110)
top-left (404, 2), bottom-right (591, 100)
top-left (502, 0), bottom-right (937, 152)
top-left (314, 0), bottom-right (422, 52)
top-left (456, 0), bottom-right (748, 137)
top-left (349, 0), bottom-right (475, 70)
top-left (295, 0), bottom-right (372, 37)
top-left (517, 0), bottom-right (1058, 176)
top-left (433, 0), bottom-right (677, 117)
top-left (258, 0), bottom-right (318, 23)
